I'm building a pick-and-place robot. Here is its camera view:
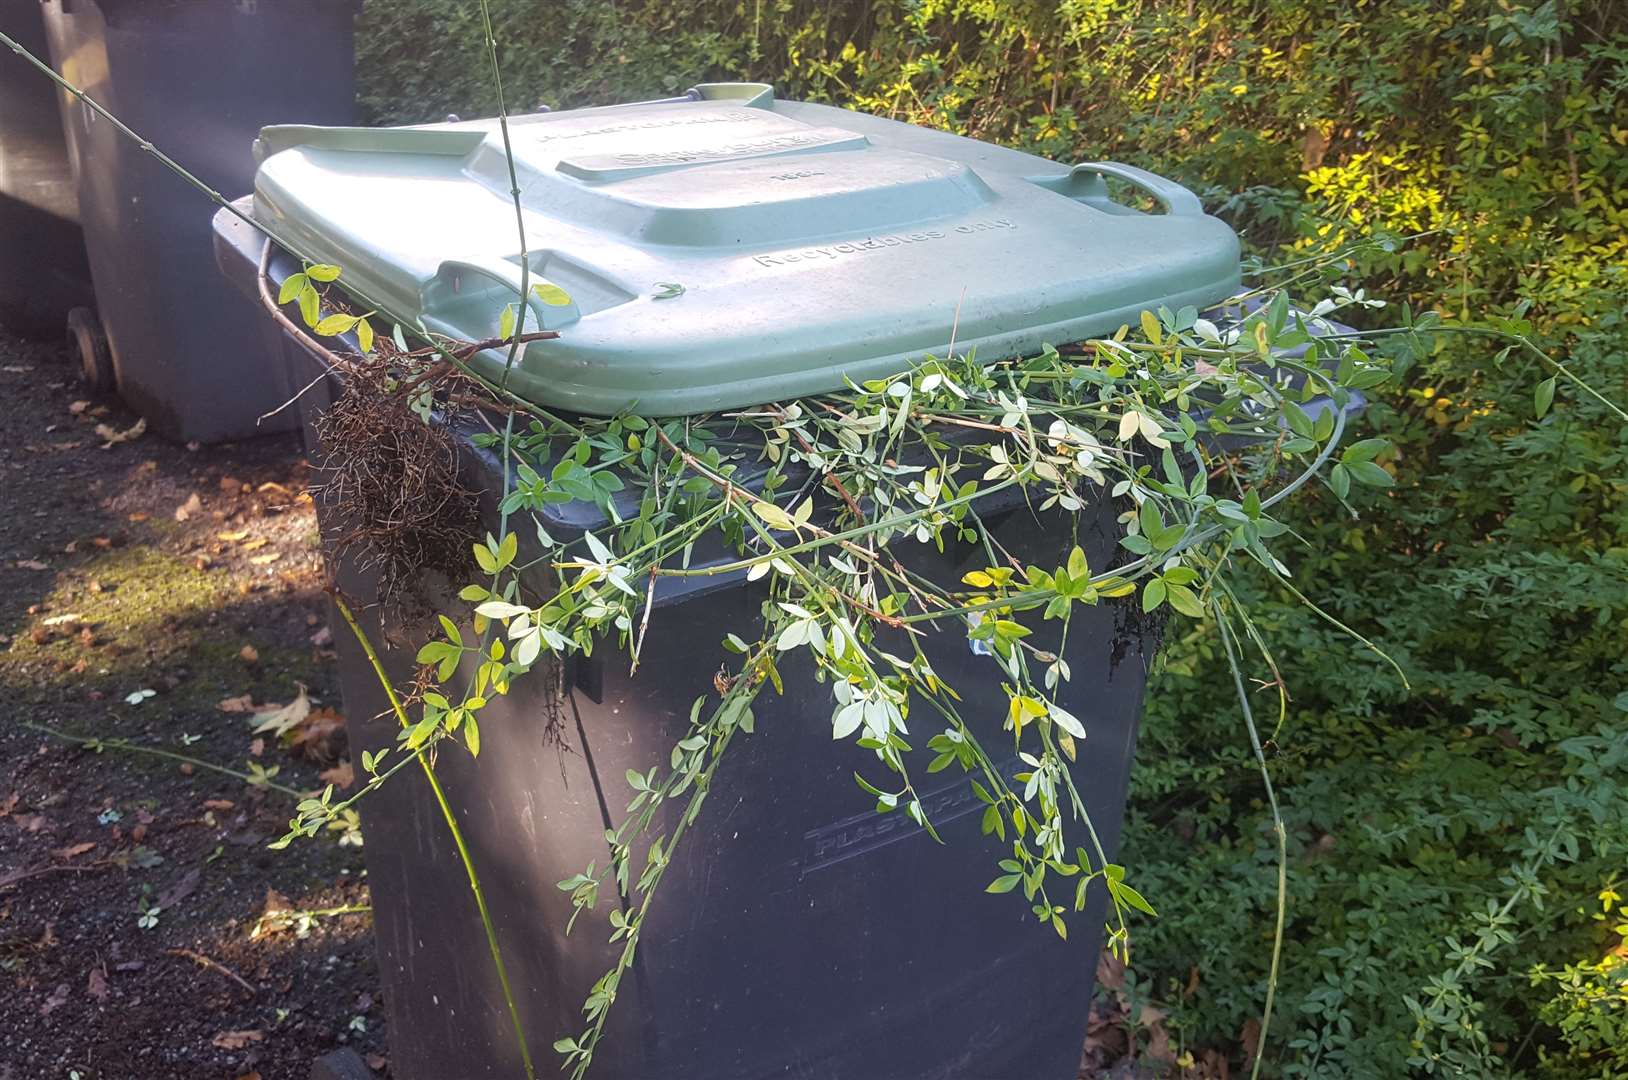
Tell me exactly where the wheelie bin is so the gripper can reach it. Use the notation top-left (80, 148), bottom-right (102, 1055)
top-left (214, 83), bottom-right (1243, 1079)
top-left (0, 0), bottom-right (92, 335)
top-left (38, 0), bottom-right (358, 441)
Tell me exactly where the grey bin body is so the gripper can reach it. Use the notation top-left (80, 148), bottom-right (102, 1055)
top-left (215, 214), bottom-right (1157, 1080)
top-left (0, 0), bottom-right (93, 334)
top-left (38, 0), bottom-right (358, 442)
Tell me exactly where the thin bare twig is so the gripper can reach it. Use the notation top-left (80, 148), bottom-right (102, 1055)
top-left (166, 948), bottom-right (257, 995)
top-left (0, 861), bottom-right (113, 892)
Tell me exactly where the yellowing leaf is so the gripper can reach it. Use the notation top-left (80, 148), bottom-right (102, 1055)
top-left (313, 313), bottom-right (359, 337)
top-left (752, 501), bottom-right (796, 531)
top-left (1138, 412), bottom-right (1171, 448)
top-left (1139, 309), bottom-right (1162, 346)
top-left (533, 282), bottom-right (572, 306)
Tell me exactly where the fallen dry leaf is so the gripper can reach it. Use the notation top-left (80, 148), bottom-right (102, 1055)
top-left (202, 799), bottom-right (235, 811)
top-left (15, 559), bottom-right (49, 571)
top-left (237, 1073), bottom-right (264, 1080)
top-left (173, 492), bottom-right (203, 522)
top-left (218, 530), bottom-right (250, 542)
top-left (68, 400), bottom-right (90, 415)
top-left (240, 537), bottom-right (269, 552)
top-left (1140, 1002), bottom-right (1175, 1062)
top-left (289, 706), bottom-right (346, 762)
top-left (87, 966), bottom-right (109, 1003)
top-left (218, 694), bottom-right (255, 713)
top-left (248, 737), bottom-right (265, 757)
top-left (211, 1030), bottom-right (264, 1050)
top-left (257, 481), bottom-right (292, 496)
top-left (320, 760), bottom-right (355, 790)
top-left (0, 791), bottom-right (17, 817)
top-left (39, 982), bottom-right (70, 1017)
top-left (249, 684), bottom-right (309, 737)
top-left (1240, 1016), bottom-right (1262, 1070)
top-left (95, 417), bottom-right (146, 448)
top-left (239, 644), bottom-right (260, 665)
top-left (53, 841), bottom-right (96, 860)
top-left (41, 612), bottom-right (83, 627)
top-left (249, 552), bottom-right (282, 566)
top-left (157, 867), bottom-right (201, 910)
top-left (127, 511), bottom-right (150, 522)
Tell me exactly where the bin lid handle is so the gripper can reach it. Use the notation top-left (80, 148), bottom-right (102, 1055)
top-left (1068, 161), bottom-right (1204, 216)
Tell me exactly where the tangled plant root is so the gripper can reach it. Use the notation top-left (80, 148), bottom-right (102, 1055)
top-left (314, 362), bottom-right (480, 628)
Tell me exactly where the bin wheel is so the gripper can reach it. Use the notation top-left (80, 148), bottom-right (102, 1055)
top-left (66, 307), bottom-right (114, 393)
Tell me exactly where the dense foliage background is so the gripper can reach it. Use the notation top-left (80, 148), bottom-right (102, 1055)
top-left (357, 3), bottom-right (1628, 1075)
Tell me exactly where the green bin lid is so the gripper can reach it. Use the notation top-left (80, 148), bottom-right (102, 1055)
top-left (251, 83), bottom-right (1240, 416)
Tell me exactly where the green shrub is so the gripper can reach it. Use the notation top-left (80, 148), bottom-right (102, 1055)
top-left (357, 2), bottom-right (1628, 1073)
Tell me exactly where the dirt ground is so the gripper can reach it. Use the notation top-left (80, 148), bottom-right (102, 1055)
top-left (0, 326), bottom-right (386, 1080)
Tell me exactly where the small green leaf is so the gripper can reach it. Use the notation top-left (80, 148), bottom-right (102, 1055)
top-left (1111, 878), bottom-right (1158, 916)
top-left (498, 303), bottom-right (516, 341)
top-left (298, 284), bottom-right (320, 327)
top-left (1534, 376), bottom-right (1556, 419)
top-left (1341, 438), bottom-right (1389, 464)
top-left (356, 317), bottom-right (375, 354)
top-left (306, 263), bottom-right (342, 282)
top-left (987, 874), bottom-right (1021, 894)
top-left (652, 281), bottom-right (685, 300)
top-left (1330, 462), bottom-right (1352, 500)
top-left (1142, 578), bottom-right (1167, 613)
top-left (277, 272), bottom-right (308, 305)
top-left (1346, 460), bottom-right (1394, 488)
top-left (1166, 583), bottom-right (1204, 618)
top-left (1283, 399), bottom-right (1314, 439)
